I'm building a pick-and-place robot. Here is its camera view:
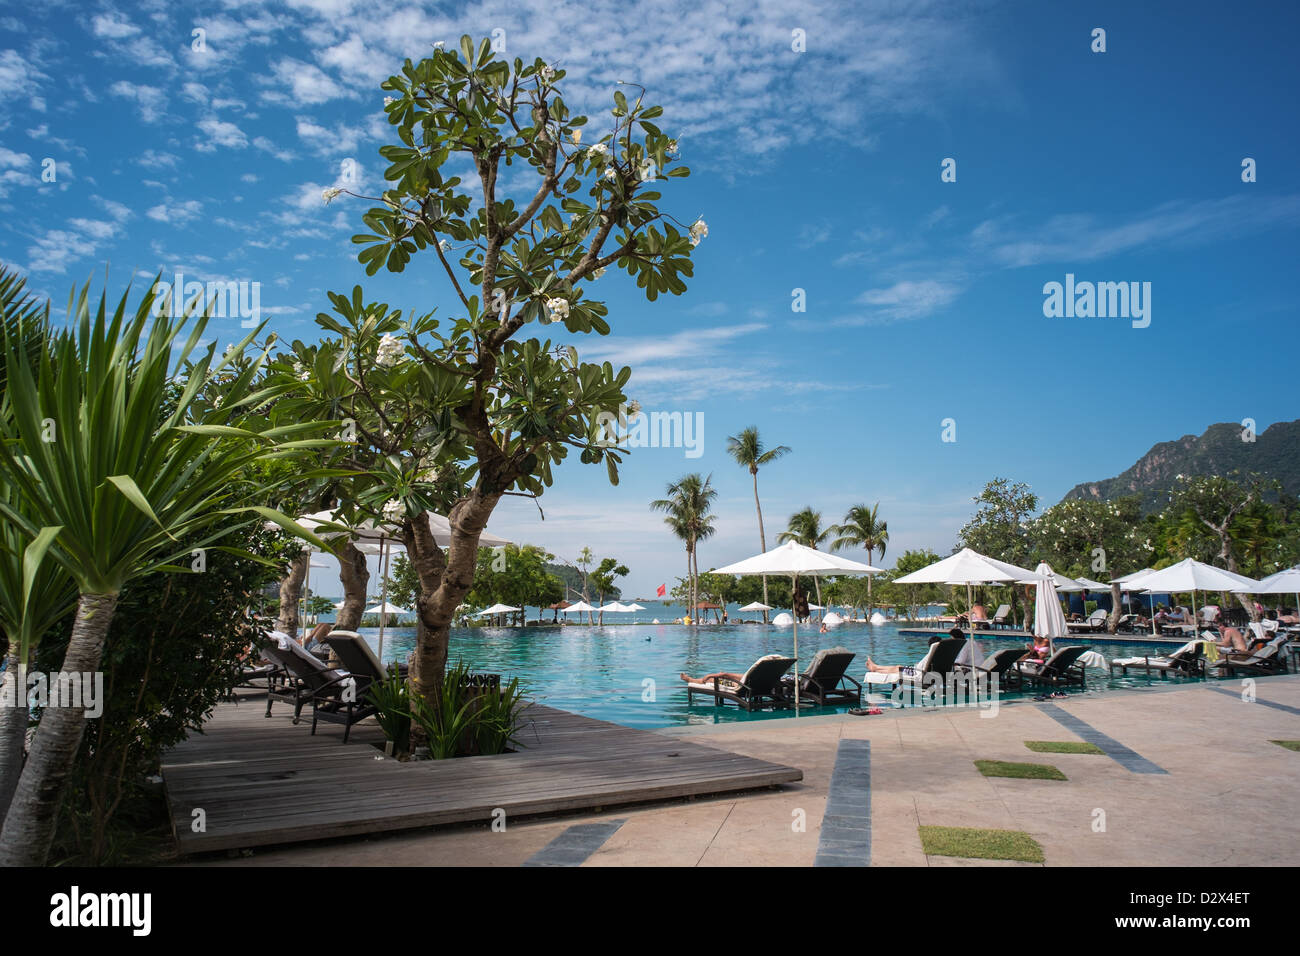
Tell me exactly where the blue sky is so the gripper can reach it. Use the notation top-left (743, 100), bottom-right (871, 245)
top-left (1, 0), bottom-right (1297, 598)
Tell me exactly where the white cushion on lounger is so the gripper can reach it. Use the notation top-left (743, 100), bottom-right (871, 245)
top-left (863, 641), bottom-right (938, 685)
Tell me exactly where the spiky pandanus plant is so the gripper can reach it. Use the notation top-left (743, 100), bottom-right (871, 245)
top-left (0, 276), bottom-right (331, 866)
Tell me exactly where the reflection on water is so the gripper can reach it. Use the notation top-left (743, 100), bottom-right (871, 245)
top-left (353, 622), bottom-right (1203, 729)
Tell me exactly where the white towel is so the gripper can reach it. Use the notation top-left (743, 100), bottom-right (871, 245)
top-left (1077, 650), bottom-right (1107, 670)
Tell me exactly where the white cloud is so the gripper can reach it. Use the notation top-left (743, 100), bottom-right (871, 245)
top-left (253, 135), bottom-right (294, 162)
top-left (295, 115), bottom-right (363, 155)
top-left (264, 58), bottom-right (348, 104)
top-left (0, 49), bottom-right (46, 106)
top-left (195, 116), bottom-right (249, 151)
top-left (26, 215), bottom-right (125, 274)
top-left (91, 13), bottom-right (140, 39)
top-left (110, 81), bottom-right (167, 123)
top-left (974, 194), bottom-right (1300, 268)
top-left (146, 199), bottom-right (203, 224)
top-left (138, 149), bottom-right (180, 168)
top-left (846, 279), bottom-right (962, 323)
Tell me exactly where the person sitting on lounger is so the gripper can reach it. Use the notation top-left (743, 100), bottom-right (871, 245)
top-left (1020, 633), bottom-right (1050, 662)
top-left (864, 631), bottom-right (952, 674)
top-left (302, 622), bottom-right (333, 654)
top-left (970, 604), bottom-right (989, 623)
top-left (1215, 626), bottom-right (1249, 653)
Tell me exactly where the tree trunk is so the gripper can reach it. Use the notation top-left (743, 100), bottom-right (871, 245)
top-left (0, 646), bottom-right (29, 824)
top-left (335, 541), bottom-right (370, 631)
top-left (0, 591), bottom-right (117, 867)
top-left (1107, 583), bottom-right (1122, 633)
top-left (276, 550), bottom-right (309, 639)
top-left (406, 494), bottom-right (499, 711)
top-left (753, 470), bottom-right (769, 623)
top-left (866, 547), bottom-right (874, 615)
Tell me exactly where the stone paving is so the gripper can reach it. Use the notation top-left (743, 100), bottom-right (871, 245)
top-left (193, 675), bottom-right (1300, 867)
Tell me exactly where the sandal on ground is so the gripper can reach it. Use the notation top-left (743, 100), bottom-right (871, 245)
top-left (847, 707), bottom-right (884, 716)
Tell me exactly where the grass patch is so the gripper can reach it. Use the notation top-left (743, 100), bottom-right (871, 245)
top-left (1270, 740), bottom-right (1300, 752)
top-left (1024, 740), bottom-right (1105, 755)
top-left (975, 759), bottom-right (1067, 780)
top-left (919, 825), bottom-right (1044, 863)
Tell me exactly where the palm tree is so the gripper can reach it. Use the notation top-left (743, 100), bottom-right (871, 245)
top-left (650, 474), bottom-right (717, 619)
top-left (778, 507), bottom-right (831, 611)
top-left (575, 546), bottom-right (595, 623)
top-left (726, 427), bottom-right (790, 621)
top-left (831, 503), bottom-right (890, 617)
top-left (0, 279), bottom-right (328, 865)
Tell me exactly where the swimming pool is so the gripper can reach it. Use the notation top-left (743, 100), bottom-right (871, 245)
top-left (351, 621), bottom-right (1213, 728)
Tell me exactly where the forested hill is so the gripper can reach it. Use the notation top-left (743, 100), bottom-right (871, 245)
top-left (1061, 419), bottom-right (1300, 513)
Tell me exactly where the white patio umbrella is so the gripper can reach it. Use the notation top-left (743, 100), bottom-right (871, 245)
top-left (564, 600), bottom-right (597, 615)
top-left (1123, 559), bottom-right (1260, 637)
top-left (365, 601), bottom-right (410, 627)
top-left (894, 548), bottom-right (1038, 663)
top-left (739, 601), bottom-right (773, 613)
top-left (624, 603), bottom-right (647, 611)
top-left (595, 601), bottom-right (633, 625)
top-left (1255, 566), bottom-right (1300, 617)
top-left (477, 603), bottom-right (521, 626)
top-left (713, 541), bottom-right (884, 711)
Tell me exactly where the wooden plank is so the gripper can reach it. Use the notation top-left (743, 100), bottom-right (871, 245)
top-left (163, 692), bottom-right (802, 854)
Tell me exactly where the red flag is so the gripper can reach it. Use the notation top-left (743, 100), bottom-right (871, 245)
top-left (656, 583), bottom-right (666, 597)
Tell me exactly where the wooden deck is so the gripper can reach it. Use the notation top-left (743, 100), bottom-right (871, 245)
top-left (161, 691), bottom-right (803, 855)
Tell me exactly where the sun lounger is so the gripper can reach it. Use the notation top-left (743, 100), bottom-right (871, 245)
top-left (988, 604), bottom-right (1013, 630)
top-left (1068, 609), bottom-right (1107, 633)
top-left (261, 639), bottom-right (355, 724)
top-left (1109, 640), bottom-right (1204, 679)
top-left (863, 637), bottom-right (966, 702)
top-left (781, 647), bottom-right (860, 706)
top-left (1017, 645), bottom-right (1091, 688)
top-left (1211, 632), bottom-right (1290, 676)
top-left (685, 654), bottom-right (797, 711)
top-left (958, 646), bottom-right (1026, 689)
top-left (323, 630), bottom-right (408, 682)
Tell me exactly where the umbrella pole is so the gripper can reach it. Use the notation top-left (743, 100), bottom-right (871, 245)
top-left (378, 538), bottom-right (389, 661)
top-left (302, 550), bottom-right (312, 628)
top-left (792, 573), bottom-right (800, 714)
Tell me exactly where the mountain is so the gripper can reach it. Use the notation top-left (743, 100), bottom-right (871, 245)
top-left (1061, 419), bottom-right (1300, 513)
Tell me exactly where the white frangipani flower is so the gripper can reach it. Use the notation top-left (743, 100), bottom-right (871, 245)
top-left (544, 297), bottom-right (570, 323)
top-left (540, 65), bottom-right (555, 82)
top-left (602, 167), bottom-right (617, 182)
top-left (382, 499), bottom-right (404, 522)
top-left (438, 239), bottom-right (451, 251)
top-left (375, 334), bottom-right (405, 367)
top-left (322, 187), bottom-right (343, 204)
top-left (570, 128), bottom-right (582, 144)
top-left (636, 159), bottom-right (656, 183)
top-left (591, 267), bottom-right (606, 279)
top-left (689, 218), bottom-right (708, 247)
top-left (587, 142), bottom-right (608, 158)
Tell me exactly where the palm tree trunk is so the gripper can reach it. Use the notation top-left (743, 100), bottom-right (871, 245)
top-left (0, 646), bottom-right (28, 824)
top-left (335, 541), bottom-right (370, 631)
top-left (0, 591), bottom-right (117, 866)
top-left (866, 547), bottom-right (874, 615)
top-left (753, 471), bottom-right (769, 623)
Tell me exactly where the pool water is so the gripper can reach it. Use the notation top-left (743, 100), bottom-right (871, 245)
top-left (351, 621), bottom-right (1212, 728)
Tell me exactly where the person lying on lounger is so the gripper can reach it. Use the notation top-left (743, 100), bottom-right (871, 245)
top-left (1019, 633), bottom-right (1050, 663)
top-left (680, 669), bottom-right (743, 686)
top-left (864, 631), bottom-right (950, 674)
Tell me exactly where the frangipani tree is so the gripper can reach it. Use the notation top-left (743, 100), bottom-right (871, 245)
top-left (298, 37), bottom-right (702, 707)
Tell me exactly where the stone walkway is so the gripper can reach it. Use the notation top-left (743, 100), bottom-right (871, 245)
top-left (192, 675), bottom-right (1300, 867)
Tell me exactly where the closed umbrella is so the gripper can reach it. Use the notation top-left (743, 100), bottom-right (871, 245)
top-left (1032, 562), bottom-right (1071, 652)
top-left (713, 541), bottom-right (883, 711)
